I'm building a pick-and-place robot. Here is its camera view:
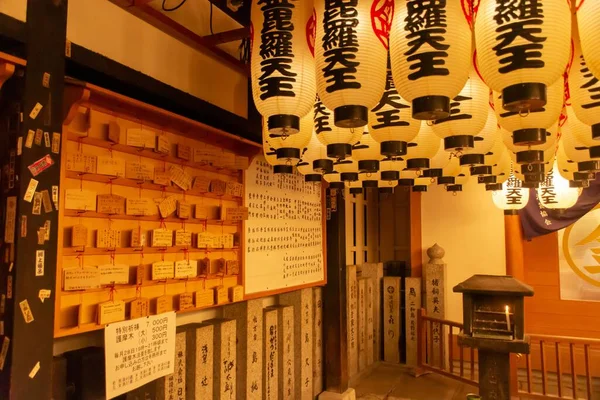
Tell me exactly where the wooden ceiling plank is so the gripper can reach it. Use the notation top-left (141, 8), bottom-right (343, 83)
top-left (202, 27), bottom-right (249, 46)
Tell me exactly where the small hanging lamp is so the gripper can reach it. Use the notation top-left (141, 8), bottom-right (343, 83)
top-left (315, 0), bottom-right (391, 128)
top-left (475, 0), bottom-right (571, 113)
top-left (378, 177), bottom-right (398, 194)
top-left (431, 71), bottom-right (490, 151)
top-left (491, 167), bottom-right (530, 212)
top-left (369, 56), bottom-right (421, 157)
top-left (390, 0), bottom-right (471, 120)
top-left (251, 0), bottom-right (316, 134)
top-left (314, 96), bottom-right (363, 159)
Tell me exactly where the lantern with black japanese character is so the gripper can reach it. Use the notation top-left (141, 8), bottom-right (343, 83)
top-left (423, 142), bottom-right (452, 179)
top-left (296, 131), bottom-right (330, 182)
top-left (334, 157), bottom-right (360, 182)
top-left (404, 122), bottom-right (441, 170)
top-left (438, 156), bottom-right (462, 185)
top-left (475, 0), bottom-right (571, 113)
top-left (556, 139), bottom-right (592, 188)
top-left (380, 156), bottom-right (407, 181)
top-left (314, 96), bottom-right (363, 159)
top-left (563, 106), bottom-right (600, 173)
top-left (323, 171), bottom-right (345, 189)
top-left (491, 168), bottom-right (530, 212)
top-left (536, 160), bottom-right (581, 210)
top-left (461, 108), bottom-right (500, 169)
top-left (263, 135), bottom-right (293, 174)
top-left (352, 129), bottom-right (383, 173)
top-left (264, 114), bottom-right (313, 164)
top-left (369, 57), bottom-right (421, 156)
top-left (390, 0), bottom-right (471, 120)
top-left (378, 177), bottom-right (398, 194)
top-left (577, 0), bottom-right (600, 83)
top-left (251, 0), bottom-right (316, 134)
top-left (446, 168), bottom-right (470, 193)
top-left (413, 175), bottom-right (434, 192)
top-left (315, 0), bottom-right (393, 128)
top-left (431, 71), bottom-right (490, 151)
top-left (346, 179), bottom-right (364, 195)
top-left (485, 148), bottom-right (512, 190)
top-left (569, 44), bottom-right (600, 142)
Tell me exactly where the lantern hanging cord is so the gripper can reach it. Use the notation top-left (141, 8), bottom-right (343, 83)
top-left (162, 0), bottom-right (187, 12)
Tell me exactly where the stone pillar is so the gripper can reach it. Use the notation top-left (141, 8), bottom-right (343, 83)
top-left (383, 277), bottom-right (401, 363)
top-left (423, 244), bottom-right (446, 369)
top-left (263, 308), bottom-right (279, 400)
top-left (222, 300), bottom-right (263, 400)
top-left (365, 279), bottom-right (374, 367)
top-left (405, 277), bottom-right (422, 367)
top-left (357, 278), bottom-right (367, 372)
top-left (186, 323), bottom-right (214, 400)
top-left (360, 263), bottom-right (383, 361)
top-left (345, 265), bottom-right (358, 376)
top-left (206, 318), bottom-right (237, 399)
top-left (313, 288), bottom-right (323, 397)
top-left (157, 327), bottom-right (186, 400)
top-left (278, 288), bottom-right (313, 400)
top-left (269, 305), bottom-right (295, 400)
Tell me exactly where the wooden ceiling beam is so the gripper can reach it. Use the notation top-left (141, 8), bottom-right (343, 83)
top-left (202, 27), bottom-right (249, 46)
top-left (108, 0), bottom-right (250, 76)
top-left (206, 0), bottom-right (250, 27)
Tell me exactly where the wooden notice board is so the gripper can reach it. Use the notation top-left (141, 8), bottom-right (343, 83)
top-left (243, 155), bottom-right (326, 297)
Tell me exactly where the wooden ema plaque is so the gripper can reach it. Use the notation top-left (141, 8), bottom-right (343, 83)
top-left (97, 194), bottom-right (126, 215)
top-left (130, 230), bottom-right (146, 247)
top-left (177, 200), bottom-right (191, 219)
top-left (126, 198), bottom-right (157, 216)
top-left (96, 229), bottom-right (121, 249)
top-left (210, 180), bottom-right (227, 195)
top-left (97, 156), bottom-right (125, 177)
top-left (178, 292), bottom-right (194, 311)
top-left (126, 127), bottom-right (155, 148)
top-left (174, 260), bottom-right (196, 279)
top-left (176, 144), bottom-right (191, 161)
top-left (155, 135), bottom-right (170, 155)
top-left (195, 289), bottom-right (214, 307)
top-left (125, 161), bottom-right (154, 181)
top-left (63, 267), bottom-right (100, 291)
top-left (216, 258), bottom-right (226, 275)
top-left (229, 286), bottom-right (243, 302)
top-left (66, 153), bottom-right (97, 174)
top-left (71, 224), bottom-right (88, 247)
top-left (194, 205), bottom-right (220, 220)
top-left (214, 286), bottom-right (229, 305)
top-left (158, 196), bottom-right (177, 218)
top-left (174, 230), bottom-right (192, 247)
top-left (225, 181), bottom-right (243, 197)
top-left (155, 295), bottom-right (173, 314)
top-left (130, 298), bottom-right (150, 319)
top-left (169, 166), bottom-right (192, 191)
top-left (151, 229), bottom-right (173, 247)
top-left (226, 260), bottom-right (239, 276)
top-left (65, 190), bottom-right (96, 211)
top-left (98, 264), bottom-right (130, 285)
top-left (221, 207), bottom-right (248, 221)
top-left (152, 261), bottom-right (174, 280)
top-left (98, 300), bottom-right (126, 325)
top-left (153, 170), bottom-right (171, 186)
top-left (199, 258), bottom-right (211, 275)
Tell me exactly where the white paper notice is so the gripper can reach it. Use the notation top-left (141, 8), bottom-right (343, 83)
top-left (104, 312), bottom-right (176, 399)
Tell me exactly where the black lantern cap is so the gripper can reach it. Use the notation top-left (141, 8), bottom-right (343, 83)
top-left (327, 144), bottom-right (352, 159)
top-left (313, 158), bottom-right (334, 173)
top-left (477, 175), bottom-right (497, 184)
top-left (520, 163), bottom-right (544, 175)
top-left (524, 173), bottom-right (544, 183)
top-left (268, 114), bottom-right (300, 134)
top-left (513, 128), bottom-right (547, 146)
top-left (422, 168), bottom-right (443, 178)
top-left (522, 181), bottom-right (539, 188)
top-left (461, 154), bottom-right (485, 166)
top-left (276, 148), bottom-right (301, 160)
top-left (412, 95), bottom-right (450, 120)
top-left (274, 165), bottom-right (293, 174)
top-left (573, 171), bottom-right (596, 181)
top-left (578, 160), bottom-right (600, 173)
top-left (398, 178), bottom-right (414, 186)
top-left (412, 185), bottom-right (428, 192)
top-left (334, 105), bottom-right (368, 128)
top-left (438, 176), bottom-right (456, 185)
top-left (329, 182), bottom-right (345, 189)
top-left (304, 174), bottom-right (322, 183)
top-left (446, 184), bottom-right (462, 192)
top-left (340, 172), bottom-right (359, 182)
top-left (486, 183), bottom-right (503, 191)
top-left (379, 187), bottom-right (394, 194)
top-left (349, 187), bottom-right (363, 195)
top-left (444, 135), bottom-right (474, 151)
top-left (588, 145), bottom-right (600, 159)
top-left (406, 158), bottom-right (430, 170)
top-left (502, 82), bottom-right (547, 113)
top-left (380, 170), bottom-right (399, 181)
top-left (593, 123), bottom-right (600, 140)
top-left (470, 165), bottom-right (492, 176)
top-left (362, 180), bottom-right (378, 188)
top-left (516, 150), bottom-right (544, 165)
top-left (569, 180), bottom-right (589, 188)
top-left (358, 160), bottom-right (380, 173)
top-left (381, 141), bottom-right (407, 157)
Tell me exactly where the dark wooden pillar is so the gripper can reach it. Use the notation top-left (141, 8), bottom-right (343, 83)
top-left (0, 1), bottom-right (67, 398)
top-left (323, 188), bottom-right (349, 393)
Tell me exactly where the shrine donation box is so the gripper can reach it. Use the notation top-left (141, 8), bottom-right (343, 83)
top-left (454, 275), bottom-right (534, 400)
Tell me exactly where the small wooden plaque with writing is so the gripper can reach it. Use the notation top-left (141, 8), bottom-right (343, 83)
top-left (65, 190), bottom-right (97, 211)
top-left (130, 298), bottom-right (149, 319)
top-left (197, 232), bottom-right (215, 249)
top-left (178, 292), bottom-right (194, 311)
top-left (225, 181), bottom-right (243, 197)
top-left (174, 260), bottom-right (197, 279)
top-left (177, 144), bottom-right (191, 160)
top-left (97, 194), bottom-right (126, 215)
top-left (126, 198), bottom-right (157, 216)
top-left (152, 261), bottom-right (174, 280)
top-left (108, 121), bottom-right (121, 143)
top-left (155, 135), bottom-right (170, 155)
top-left (98, 264), bottom-right (130, 285)
top-left (126, 128), bottom-right (155, 148)
top-left (125, 161), bottom-right (154, 181)
top-left (174, 230), bottom-right (192, 247)
top-left (169, 166), bottom-right (192, 191)
top-left (221, 207), bottom-right (248, 221)
top-left (66, 153), bottom-right (97, 174)
top-left (97, 156), bottom-right (125, 177)
top-left (195, 289), bottom-right (214, 308)
top-left (229, 285), bottom-right (244, 302)
top-left (151, 229), bottom-right (173, 247)
top-left (210, 179), bottom-right (227, 195)
top-left (155, 294), bottom-right (173, 314)
top-left (98, 300), bottom-right (126, 325)
top-left (177, 200), bottom-right (191, 219)
top-left (96, 229), bottom-right (121, 249)
top-left (214, 286), bottom-right (229, 305)
top-left (216, 258), bottom-right (226, 275)
top-left (153, 170), bottom-right (171, 186)
top-left (225, 260), bottom-right (239, 276)
top-left (199, 257), bottom-right (211, 275)
top-left (63, 267), bottom-right (100, 291)
top-left (158, 196), bottom-right (177, 218)
top-left (130, 230), bottom-right (146, 247)
top-left (191, 176), bottom-right (211, 193)
top-left (136, 264), bottom-right (145, 285)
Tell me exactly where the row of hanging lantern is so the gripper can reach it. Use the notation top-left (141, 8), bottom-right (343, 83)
top-left (251, 0), bottom-right (600, 212)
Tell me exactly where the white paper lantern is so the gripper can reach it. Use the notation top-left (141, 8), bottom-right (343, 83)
top-left (334, 157), bottom-right (360, 182)
top-left (346, 179), bottom-right (364, 195)
top-left (492, 170), bottom-right (530, 211)
top-left (323, 171), bottom-right (344, 189)
top-left (475, 0), bottom-right (571, 113)
top-left (358, 170), bottom-right (380, 189)
top-left (557, 138), bottom-right (594, 185)
top-left (569, 46), bottom-right (600, 140)
top-left (379, 156), bottom-right (407, 182)
top-left (297, 129), bottom-right (334, 175)
top-left (405, 122), bottom-right (441, 170)
top-left (314, 96), bottom-right (363, 158)
top-left (577, 0), bottom-right (600, 81)
top-left (563, 106), bottom-right (600, 172)
top-left (485, 138), bottom-right (508, 168)
top-left (431, 71), bottom-right (489, 151)
top-left (352, 129), bottom-right (383, 172)
top-left (423, 142), bottom-right (451, 178)
top-left (390, 0), bottom-right (471, 120)
top-left (492, 149), bottom-right (512, 184)
top-left (537, 160), bottom-right (580, 209)
top-left (315, 0), bottom-right (390, 128)
top-left (398, 169), bottom-right (420, 186)
top-left (502, 121), bottom-right (558, 165)
top-left (369, 58), bottom-right (421, 156)
top-left (461, 108), bottom-right (500, 167)
top-left (251, 0), bottom-right (316, 134)
top-left (493, 78), bottom-right (563, 148)
top-left (264, 114), bottom-right (313, 162)
top-left (413, 175), bottom-right (433, 192)
top-left (437, 156), bottom-right (462, 185)
top-left (263, 136), bottom-right (294, 174)
top-left (378, 177), bottom-right (398, 194)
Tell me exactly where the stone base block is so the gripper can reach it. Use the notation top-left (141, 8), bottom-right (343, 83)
top-left (317, 388), bottom-right (356, 400)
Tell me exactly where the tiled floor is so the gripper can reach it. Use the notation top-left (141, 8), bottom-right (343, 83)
top-left (352, 363), bottom-right (478, 400)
